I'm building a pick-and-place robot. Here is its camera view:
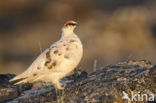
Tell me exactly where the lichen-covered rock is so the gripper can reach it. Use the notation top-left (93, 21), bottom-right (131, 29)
top-left (0, 74), bottom-right (15, 88)
top-left (0, 60), bottom-right (156, 103)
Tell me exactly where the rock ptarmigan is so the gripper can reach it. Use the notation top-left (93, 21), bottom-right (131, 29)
top-left (9, 20), bottom-right (83, 89)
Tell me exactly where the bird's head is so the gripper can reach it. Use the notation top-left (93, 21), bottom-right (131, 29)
top-left (62, 20), bottom-right (78, 33)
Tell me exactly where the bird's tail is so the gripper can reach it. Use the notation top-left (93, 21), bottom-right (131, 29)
top-left (9, 74), bottom-right (28, 85)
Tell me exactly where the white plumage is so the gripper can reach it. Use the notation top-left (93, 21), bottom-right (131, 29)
top-left (9, 20), bottom-right (83, 89)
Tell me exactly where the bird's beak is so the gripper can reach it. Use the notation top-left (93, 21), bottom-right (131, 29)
top-left (75, 23), bottom-right (79, 26)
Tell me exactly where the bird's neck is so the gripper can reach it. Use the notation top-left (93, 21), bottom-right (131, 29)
top-left (61, 29), bottom-right (75, 38)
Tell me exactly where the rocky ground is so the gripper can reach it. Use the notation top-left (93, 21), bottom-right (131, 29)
top-left (0, 60), bottom-right (156, 103)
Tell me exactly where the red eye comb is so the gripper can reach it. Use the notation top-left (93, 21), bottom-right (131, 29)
top-left (66, 21), bottom-right (73, 24)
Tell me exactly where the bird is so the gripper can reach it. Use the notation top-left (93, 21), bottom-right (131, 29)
top-left (9, 20), bottom-right (83, 90)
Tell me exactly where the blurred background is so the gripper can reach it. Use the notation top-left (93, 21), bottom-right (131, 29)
top-left (0, 0), bottom-right (156, 74)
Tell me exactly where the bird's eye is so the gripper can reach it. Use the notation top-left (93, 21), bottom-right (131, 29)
top-left (66, 23), bottom-right (77, 26)
top-left (67, 23), bottom-right (76, 26)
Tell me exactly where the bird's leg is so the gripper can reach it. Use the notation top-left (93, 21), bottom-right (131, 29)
top-left (53, 80), bottom-right (64, 90)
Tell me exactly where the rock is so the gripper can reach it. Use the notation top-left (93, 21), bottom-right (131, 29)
top-left (0, 60), bottom-right (156, 103)
top-left (0, 74), bottom-right (15, 88)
